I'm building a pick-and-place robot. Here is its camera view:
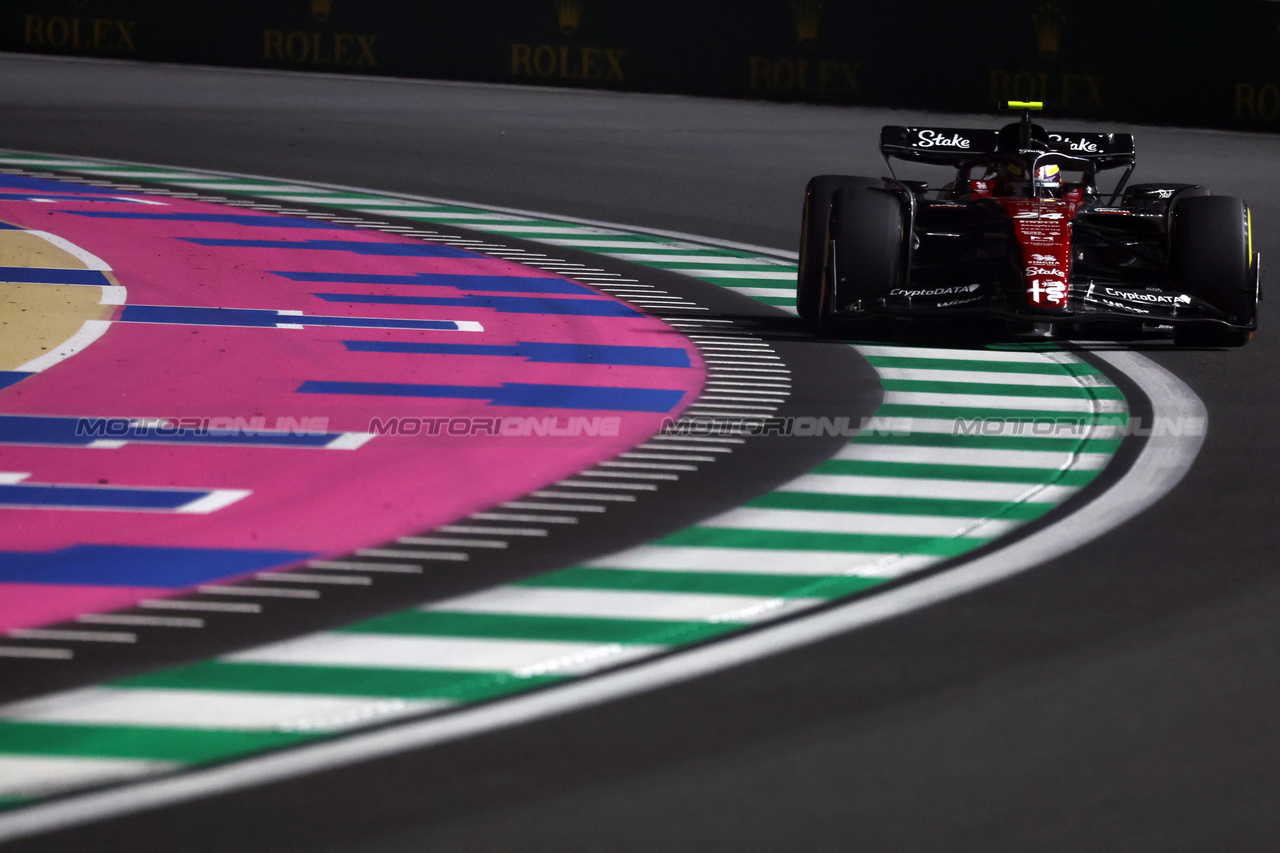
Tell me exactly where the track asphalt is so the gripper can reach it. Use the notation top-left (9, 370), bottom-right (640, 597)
top-left (1, 54), bottom-right (1279, 851)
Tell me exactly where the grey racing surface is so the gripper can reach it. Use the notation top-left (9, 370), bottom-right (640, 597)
top-left (3, 54), bottom-right (1280, 851)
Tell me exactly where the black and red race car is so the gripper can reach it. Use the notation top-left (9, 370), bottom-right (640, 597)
top-left (797, 102), bottom-right (1260, 346)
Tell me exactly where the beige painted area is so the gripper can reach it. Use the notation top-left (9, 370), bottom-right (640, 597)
top-left (0, 282), bottom-right (113, 370)
top-left (0, 231), bottom-right (88, 269)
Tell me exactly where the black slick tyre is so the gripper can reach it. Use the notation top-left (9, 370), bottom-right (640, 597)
top-left (818, 185), bottom-right (905, 335)
top-left (797, 176), bottom-right (880, 325)
top-left (1170, 196), bottom-right (1257, 347)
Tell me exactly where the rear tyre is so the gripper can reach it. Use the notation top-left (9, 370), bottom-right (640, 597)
top-left (1170, 196), bottom-right (1257, 347)
top-left (797, 176), bottom-right (880, 324)
top-left (816, 185), bottom-right (905, 336)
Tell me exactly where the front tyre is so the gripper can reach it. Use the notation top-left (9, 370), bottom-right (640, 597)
top-left (817, 185), bottom-right (905, 334)
top-left (1170, 196), bottom-right (1257, 347)
top-left (797, 176), bottom-right (880, 324)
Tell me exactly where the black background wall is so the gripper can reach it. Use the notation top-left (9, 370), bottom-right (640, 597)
top-left (5, 0), bottom-right (1279, 130)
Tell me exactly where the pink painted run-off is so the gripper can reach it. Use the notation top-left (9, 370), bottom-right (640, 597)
top-left (0, 189), bottom-right (704, 631)
top-left (0, 584), bottom-right (170, 635)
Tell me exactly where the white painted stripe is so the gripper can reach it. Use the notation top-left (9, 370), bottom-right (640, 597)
top-left (224, 632), bottom-right (660, 677)
top-left (0, 688), bottom-right (446, 733)
top-left (356, 549), bottom-right (468, 560)
top-left (140, 600), bottom-right (261, 613)
top-left (296, 198), bottom-right (434, 208)
top-left (170, 182), bottom-right (334, 193)
top-left (0, 157), bottom-right (103, 168)
top-left (465, 224), bottom-right (629, 235)
top-left (196, 585), bottom-right (319, 599)
top-left (606, 253), bottom-right (788, 265)
top-left (854, 344), bottom-right (1057, 362)
top-left (883, 390), bottom-right (1123, 413)
top-left (437, 525), bottom-right (548, 535)
top-left (0, 756), bottom-right (177, 799)
top-left (0, 646), bottom-right (73, 660)
top-left (400, 211), bottom-right (523, 220)
top-left (72, 170), bottom-right (205, 180)
top-left (0, 473), bottom-right (30, 485)
top-left (27, 231), bottom-right (111, 270)
top-left (397, 537), bottom-right (507, 548)
top-left (778, 473), bottom-right (1079, 503)
top-left (583, 545), bottom-right (938, 578)
top-left (15, 320), bottom-right (112, 373)
top-left (256, 572), bottom-right (370, 586)
top-left (98, 285), bottom-right (127, 305)
top-left (725, 287), bottom-right (797, 299)
top-left (427, 586), bottom-right (816, 622)
top-left (324, 432), bottom-right (375, 450)
top-left (674, 269), bottom-right (796, 280)
top-left (77, 614), bottom-right (203, 628)
top-left (875, 367), bottom-right (1093, 387)
top-left (699, 506), bottom-right (1019, 537)
top-left (542, 239), bottom-right (687, 250)
top-left (252, 194), bottom-right (361, 202)
top-left (111, 196), bottom-right (166, 206)
top-left (834, 443), bottom-right (1114, 470)
top-left (175, 489), bottom-right (251, 514)
top-left (7, 629), bottom-right (134, 643)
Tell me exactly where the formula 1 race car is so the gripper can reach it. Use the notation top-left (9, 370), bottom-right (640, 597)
top-left (797, 102), bottom-right (1260, 346)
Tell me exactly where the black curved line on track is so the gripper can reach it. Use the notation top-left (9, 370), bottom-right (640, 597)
top-left (0, 178), bottom-right (880, 702)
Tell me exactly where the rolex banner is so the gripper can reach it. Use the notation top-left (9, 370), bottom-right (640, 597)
top-left (3, 0), bottom-right (1278, 132)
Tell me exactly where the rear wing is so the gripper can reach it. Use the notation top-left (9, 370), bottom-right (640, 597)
top-left (880, 126), bottom-right (1135, 171)
top-left (1043, 132), bottom-right (1135, 170)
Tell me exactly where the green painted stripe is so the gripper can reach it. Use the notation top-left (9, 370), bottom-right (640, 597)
top-left (881, 379), bottom-right (1125, 399)
top-left (744, 490), bottom-right (1055, 520)
top-left (751, 295), bottom-right (797, 306)
top-left (866, 355), bottom-right (1103, 376)
top-left (654, 526), bottom-right (990, 556)
top-left (0, 794), bottom-right (27, 811)
top-left (810, 459), bottom-right (1099, 486)
top-left (876, 404), bottom-right (1128, 422)
top-left (520, 567), bottom-right (885, 600)
top-left (115, 660), bottom-right (558, 703)
top-left (848, 432), bottom-right (1123, 453)
top-left (339, 610), bottom-right (734, 646)
top-left (0, 721), bottom-right (314, 764)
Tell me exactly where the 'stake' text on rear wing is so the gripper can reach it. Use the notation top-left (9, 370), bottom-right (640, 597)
top-left (879, 126), bottom-right (1136, 171)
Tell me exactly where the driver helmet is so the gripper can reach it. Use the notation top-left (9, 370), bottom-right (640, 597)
top-left (1036, 163), bottom-right (1061, 188)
